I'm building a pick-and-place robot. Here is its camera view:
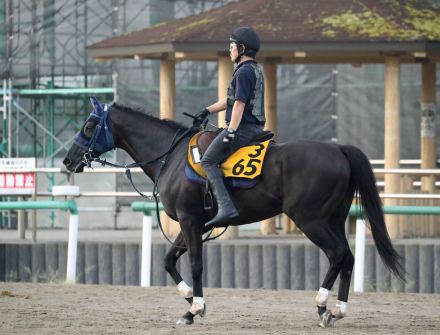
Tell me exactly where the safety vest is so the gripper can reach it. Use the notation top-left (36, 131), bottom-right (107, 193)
top-left (227, 62), bottom-right (265, 124)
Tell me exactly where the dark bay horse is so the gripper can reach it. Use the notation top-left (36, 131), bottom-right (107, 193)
top-left (63, 98), bottom-right (404, 327)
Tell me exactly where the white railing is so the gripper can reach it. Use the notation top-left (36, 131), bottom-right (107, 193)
top-left (1, 166), bottom-right (439, 202)
top-left (1, 166), bottom-right (439, 289)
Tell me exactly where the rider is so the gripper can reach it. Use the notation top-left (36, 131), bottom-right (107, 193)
top-left (194, 27), bottom-right (266, 228)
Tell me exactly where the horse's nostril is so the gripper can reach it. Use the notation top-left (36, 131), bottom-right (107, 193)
top-left (63, 157), bottom-right (71, 166)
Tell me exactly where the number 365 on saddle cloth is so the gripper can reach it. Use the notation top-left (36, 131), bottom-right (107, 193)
top-left (187, 131), bottom-right (272, 179)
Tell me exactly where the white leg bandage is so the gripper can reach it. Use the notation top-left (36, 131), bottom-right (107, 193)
top-left (332, 300), bottom-right (347, 318)
top-left (177, 281), bottom-right (193, 298)
top-left (315, 287), bottom-right (329, 307)
top-left (189, 296), bottom-right (205, 315)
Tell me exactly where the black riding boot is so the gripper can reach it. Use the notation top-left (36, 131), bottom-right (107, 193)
top-left (205, 176), bottom-right (239, 227)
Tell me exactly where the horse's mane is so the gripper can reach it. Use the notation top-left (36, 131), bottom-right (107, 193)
top-left (110, 102), bottom-right (188, 131)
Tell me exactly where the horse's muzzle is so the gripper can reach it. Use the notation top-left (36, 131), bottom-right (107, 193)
top-left (63, 144), bottom-right (86, 173)
top-left (62, 157), bottom-right (71, 167)
top-left (63, 156), bottom-right (85, 173)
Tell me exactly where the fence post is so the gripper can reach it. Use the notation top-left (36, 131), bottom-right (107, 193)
top-left (354, 218), bottom-right (366, 293)
top-left (131, 201), bottom-right (163, 288)
top-left (52, 185), bottom-right (80, 284)
top-left (17, 196), bottom-right (26, 240)
top-left (66, 213), bottom-right (78, 284)
top-left (141, 212), bottom-right (152, 287)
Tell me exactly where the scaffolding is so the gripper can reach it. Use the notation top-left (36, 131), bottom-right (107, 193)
top-left (0, 0), bottom-right (233, 164)
top-left (0, 0), bottom-right (233, 228)
top-left (1, 0), bottom-right (439, 232)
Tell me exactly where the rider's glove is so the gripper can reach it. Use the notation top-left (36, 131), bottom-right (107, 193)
top-left (223, 128), bottom-right (236, 143)
top-left (193, 108), bottom-right (209, 127)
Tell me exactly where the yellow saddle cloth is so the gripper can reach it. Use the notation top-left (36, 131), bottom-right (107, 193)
top-left (187, 132), bottom-right (271, 179)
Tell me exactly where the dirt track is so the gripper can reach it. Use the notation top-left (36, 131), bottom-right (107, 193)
top-left (0, 283), bottom-right (439, 334)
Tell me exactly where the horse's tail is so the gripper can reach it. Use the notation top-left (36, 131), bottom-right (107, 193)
top-left (340, 145), bottom-right (405, 281)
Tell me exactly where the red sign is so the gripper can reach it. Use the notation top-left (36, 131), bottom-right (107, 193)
top-left (0, 158), bottom-right (36, 195)
top-left (0, 173), bottom-right (35, 189)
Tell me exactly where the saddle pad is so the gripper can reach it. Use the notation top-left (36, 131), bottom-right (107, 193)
top-left (184, 164), bottom-right (258, 189)
top-left (187, 132), bottom-right (270, 179)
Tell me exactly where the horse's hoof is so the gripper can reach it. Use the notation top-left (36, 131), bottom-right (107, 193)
top-left (199, 303), bottom-right (206, 318)
top-left (318, 310), bottom-right (336, 328)
top-left (176, 317), bottom-right (193, 325)
top-left (176, 312), bottom-right (194, 325)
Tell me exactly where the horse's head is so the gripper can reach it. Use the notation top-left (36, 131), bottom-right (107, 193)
top-left (63, 96), bottom-right (115, 172)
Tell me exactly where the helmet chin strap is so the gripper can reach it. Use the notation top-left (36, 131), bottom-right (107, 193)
top-left (234, 44), bottom-right (245, 64)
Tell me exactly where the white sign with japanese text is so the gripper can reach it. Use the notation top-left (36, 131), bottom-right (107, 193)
top-left (0, 158), bottom-right (36, 195)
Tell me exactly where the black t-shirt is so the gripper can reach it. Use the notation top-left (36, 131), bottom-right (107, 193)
top-left (225, 60), bottom-right (261, 125)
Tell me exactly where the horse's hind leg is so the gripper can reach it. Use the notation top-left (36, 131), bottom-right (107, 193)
top-left (317, 240), bottom-right (353, 327)
top-left (329, 207), bottom-right (354, 322)
top-left (288, 213), bottom-right (352, 327)
top-left (164, 232), bottom-right (193, 305)
top-left (316, 205), bottom-right (354, 327)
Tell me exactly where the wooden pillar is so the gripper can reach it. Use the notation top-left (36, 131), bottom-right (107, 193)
top-left (282, 214), bottom-right (292, 234)
top-left (159, 57), bottom-right (180, 238)
top-left (217, 55), bottom-right (231, 128)
top-left (214, 55), bottom-right (237, 239)
top-left (384, 56), bottom-right (401, 239)
top-left (420, 62), bottom-right (437, 236)
top-left (263, 61), bottom-right (277, 136)
top-left (421, 63), bottom-right (436, 190)
top-left (400, 174), bottom-right (414, 237)
top-left (160, 58), bottom-right (175, 120)
top-left (260, 60), bottom-right (277, 235)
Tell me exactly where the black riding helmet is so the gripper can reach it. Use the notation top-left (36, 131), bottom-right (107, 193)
top-left (230, 27), bottom-right (260, 61)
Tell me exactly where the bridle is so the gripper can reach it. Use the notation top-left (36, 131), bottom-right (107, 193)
top-left (80, 97), bottom-right (188, 177)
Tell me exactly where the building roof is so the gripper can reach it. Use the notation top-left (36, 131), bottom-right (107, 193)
top-left (87, 0), bottom-right (440, 63)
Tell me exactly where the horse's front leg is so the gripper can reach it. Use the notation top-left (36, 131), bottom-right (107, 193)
top-left (164, 232), bottom-right (193, 305)
top-left (176, 215), bottom-right (205, 325)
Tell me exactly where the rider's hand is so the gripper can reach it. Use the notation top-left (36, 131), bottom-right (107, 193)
top-left (193, 108), bottom-right (209, 126)
top-left (223, 128), bottom-right (236, 144)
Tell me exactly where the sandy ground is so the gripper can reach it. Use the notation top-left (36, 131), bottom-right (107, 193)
top-left (0, 283), bottom-right (439, 335)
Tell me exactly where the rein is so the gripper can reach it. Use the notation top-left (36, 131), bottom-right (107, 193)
top-left (86, 127), bottom-right (191, 247)
top-left (86, 126), bottom-right (190, 198)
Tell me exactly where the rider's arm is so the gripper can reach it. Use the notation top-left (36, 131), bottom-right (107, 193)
top-left (228, 100), bottom-right (245, 130)
top-left (205, 97), bottom-right (227, 114)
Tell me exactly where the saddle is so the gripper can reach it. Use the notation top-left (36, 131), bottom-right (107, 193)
top-left (186, 130), bottom-right (273, 187)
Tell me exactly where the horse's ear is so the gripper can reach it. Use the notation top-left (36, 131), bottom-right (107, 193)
top-left (90, 96), bottom-right (101, 112)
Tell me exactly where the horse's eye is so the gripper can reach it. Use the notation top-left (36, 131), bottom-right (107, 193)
top-left (83, 122), bottom-right (95, 138)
